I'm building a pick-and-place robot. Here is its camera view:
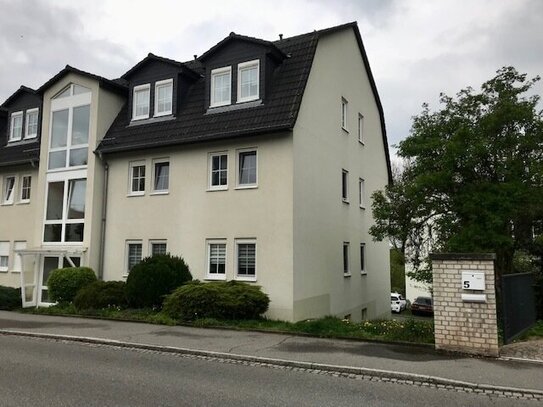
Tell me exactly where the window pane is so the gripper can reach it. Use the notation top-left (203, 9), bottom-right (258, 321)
top-left (154, 162), bottom-right (169, 191)
top-left (49, 151), bottom-right (66, 169)
top-left (343, 244), bottom-right (349, 274)
top-left (51, 109), bottom-right (69, 148)
top-left (360, 244), bottom-right (365, 272)
top-left (157, 83), bottom-right (172, 114)
top-left (342, 171), bottom-right (348, 199)
top-left (67, 179), bottom-right (86, 219)
top-left (11, 114), bottom-right (23, 140)
top-left (27, 111), bottom-right (38, 137)
top-left (131, 165), bottom-right (145, 192)
top-left (21, 176), bottom-right (31, 201)
top-left (54, 86), bottom-right (71, 99)
top-left (43, 224), bottom-right (62, 242)
top-left (4, 177), bottom-right (15, 203)
top-left (152, 243), bottom-right (167, 256)
top-left (211, 154), bottom-right (228, 187)
top-left (128, 244), bottom-right (142, 271)
top-left (135, 88), bottom-right (149, 117)
top-left (62, 257), bottom-right (81, 268)
top-left (69, 147), bottom-right (88, 167)
top-left (46, 182), bottom-right (64, 220)
top-left (73, 84), bottom-right (90, 95)
top-left (240, 65), bottom-right (258, 99)
top-left (212, 71), bottom-right (231, 105)
top-left (72, 105), bottom-right (90, 145)
top-left (65, 223), bottom-right (84, 242)
top-left (237, 243), bottom-right (255, 276)
top-left (239, 151), bottom-right (256, 185)
top-left (209, 243), bottom-right (226, 275)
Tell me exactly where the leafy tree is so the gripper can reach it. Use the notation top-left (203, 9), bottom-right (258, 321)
top-left (371, 67), bottom-right (543, 287)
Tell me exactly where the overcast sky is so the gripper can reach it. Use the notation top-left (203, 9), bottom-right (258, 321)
top-left (0, 0), bottom-right (541, 153)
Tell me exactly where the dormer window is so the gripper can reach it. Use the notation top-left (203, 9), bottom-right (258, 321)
top-left (133, 84), bottom-right (150, 120)
top-left (154, 79), bottom-right (173, 117)
top-left (210, 66), bottom-right (231, 107)
top-left (237, 60), bottom-right (259, 103)
top-left (9, 112), bottom-right (23, 142)
top-left (25, 108), bottom-right (39, 139)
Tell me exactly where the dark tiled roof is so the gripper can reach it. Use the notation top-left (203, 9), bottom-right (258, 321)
top-left (97, 30), bottom-right (319, 154)
top-left (198, 32), bottom-right (287, 62)
top-left (121, 53), bottom-right (201, 80)
top-left (1, 85), bottom-right (37, 108)
top-left (37, 65), bottom-right (127, 96)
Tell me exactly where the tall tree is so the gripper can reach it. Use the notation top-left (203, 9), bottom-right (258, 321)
top-left (371, 67), bottom-right (543, 284)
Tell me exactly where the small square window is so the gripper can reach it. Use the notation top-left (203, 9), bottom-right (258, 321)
top-left (150, 241), bottom-right (167, 256)
top-left (3, 176), bottom-right (16, 205)
top-left (126, 241), bottom-right (143, 273)
top-left (358, 113), bottom-right (364, 144)
top-left (237, 150), bottom-right (257, 188)
top-left (359, 178), bottom-right (365, 209)
top-left (343, 242), bottom-right (350, 275)
top-left (237, 60), bottom-right (259, 103)
top-left (210, 66), bottom-right (232, 107)
top-left (9, 112), bottom-right (23, 142)
top-left (129, 162), bottom-right (146, 195)
top-left (360, 243), bottom-right (366, 274)
top-left (133, 84), bottom-right (150, 120)
top-left (342, 170), bottom-right (349, 203)
top-left (209, 153), bottom-right (228, 190)
top-left (154, 79), bottom-right (173, 117)
top-left (236, 240), bottom-right (256, 281)
top-left (341, 98), bottom-right (348, 131)
top-left (153, 160), bottom-right (170, 193)
top-left (20, 175), bottom-right (31, 202)
top-left (207, 240), bottom-right (226, 280)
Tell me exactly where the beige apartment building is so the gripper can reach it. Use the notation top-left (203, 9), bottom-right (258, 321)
top-left (0, 22), bottom-right (392, 321)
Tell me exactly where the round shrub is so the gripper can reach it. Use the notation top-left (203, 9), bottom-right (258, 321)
top-left (47, 267), bottom-right (97, 304)
top-left (125, 254), bottom-right (192, 308)
top-left (74, 281), bottom-right (128, 310)
top-left (0, 286), bottom-right (21, 310)
top-left (163, 280), bottom-right (270, 320)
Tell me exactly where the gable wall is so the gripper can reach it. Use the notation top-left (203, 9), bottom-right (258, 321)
top-left (292, 28), bottom-right (391, 321)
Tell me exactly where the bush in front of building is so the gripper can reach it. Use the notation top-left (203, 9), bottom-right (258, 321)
top-left (74, 281), bottom-right (128, 310)
top-left (125, 254), bottom-right (192, 308)
top-left (47, 267), bottom-right (97, 304)
top-left (0, 286), bottom-right (22, 310)
top-left (163, 280), bottom-right (270, 321)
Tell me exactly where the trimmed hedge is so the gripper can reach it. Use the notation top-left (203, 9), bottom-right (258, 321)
top-left (0, 286), bottom-right (21, 310)
top-left (163, 280), bottom-right (270, 320)
top-left (74, 281), bottom-right (128, 310)
top-left (47, 267), bottom-right (97, 304)
top-left (125, 254), bottom-right (192, 308)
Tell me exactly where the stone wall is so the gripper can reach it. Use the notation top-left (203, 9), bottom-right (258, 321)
top-left (431, 253), bottom-right (499, 357)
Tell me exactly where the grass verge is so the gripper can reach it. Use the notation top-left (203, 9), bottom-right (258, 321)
top-left (517, 320), bottom-right (543, 341)
top-left (19, 305), bottom-right (435, 344)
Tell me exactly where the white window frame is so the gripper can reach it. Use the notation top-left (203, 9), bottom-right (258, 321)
top-left (341, 98), bottom-right (348, 132)
top-left (19, 174), bottom-right (31, 203)
top-left (210, 66), bottom-right (232, 108)
top-left (9, 111), bottom-right (23, 142)
top-left (235, 238), bottom-right (257, 281)
top-left (132, 84), bottom-right (151, 120)
top-left (151, 158), bottom-right (170, 194)
top-left (359, 177), bottom-right (365, 209)
top-left (128, 160), bottom-right (146, 196)
top-left (2, 175), bottom-right (16, 205)
top-left (206, 239), bottom-right (227, 280)
top-left (208, 152), bottom-right (229, 191)
top-left (42, 170), bottom-right (87, 245)
top-left (149, 240), bottom-right (168, 257)
top-left (360, 243), bottom-right (366, 275)
top-left (154, 79), bottom-right (173, 117)
top-left (25, 108), bottom-right (39, 139)
top-left (0, 241), bottom-right (9, 272)
top-left (236, 148), bottom-right (258, 189)
top-left (343, 242), bottom-right (350, 276)
top-left (125, 240), bottom-right (143, 275)
top-left (237, 59), bottom-right (260, 103)
top-left (358, 113), bottom-right (364, 144)
top-left (12, 241), bottom-right (26, 273)
top-left (342, 169), bottom-right (349, 203)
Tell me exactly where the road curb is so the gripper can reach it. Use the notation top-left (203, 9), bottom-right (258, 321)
top-left (2, 329), bottom-right (543, 400)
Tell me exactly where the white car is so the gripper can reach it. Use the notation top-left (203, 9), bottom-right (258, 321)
top-left (391, 293), bottom-right (407, 313)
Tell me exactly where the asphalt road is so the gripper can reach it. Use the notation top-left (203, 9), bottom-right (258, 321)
top-left (0, 336), bottom-right (535, 407)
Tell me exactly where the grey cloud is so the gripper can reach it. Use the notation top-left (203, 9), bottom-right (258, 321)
top-left (0, 0), bottom-right (132, 102)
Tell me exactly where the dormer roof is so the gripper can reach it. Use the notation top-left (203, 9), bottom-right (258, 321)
top-left (1, 86), bottom-right (38, 108)
top-left (121, 53), bottom-right (201, 80)
top-left (198, 32), bottom-right (287, 63)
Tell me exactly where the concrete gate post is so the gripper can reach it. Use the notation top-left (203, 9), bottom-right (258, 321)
top-left (430, 253), bottom-right (499, 357)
